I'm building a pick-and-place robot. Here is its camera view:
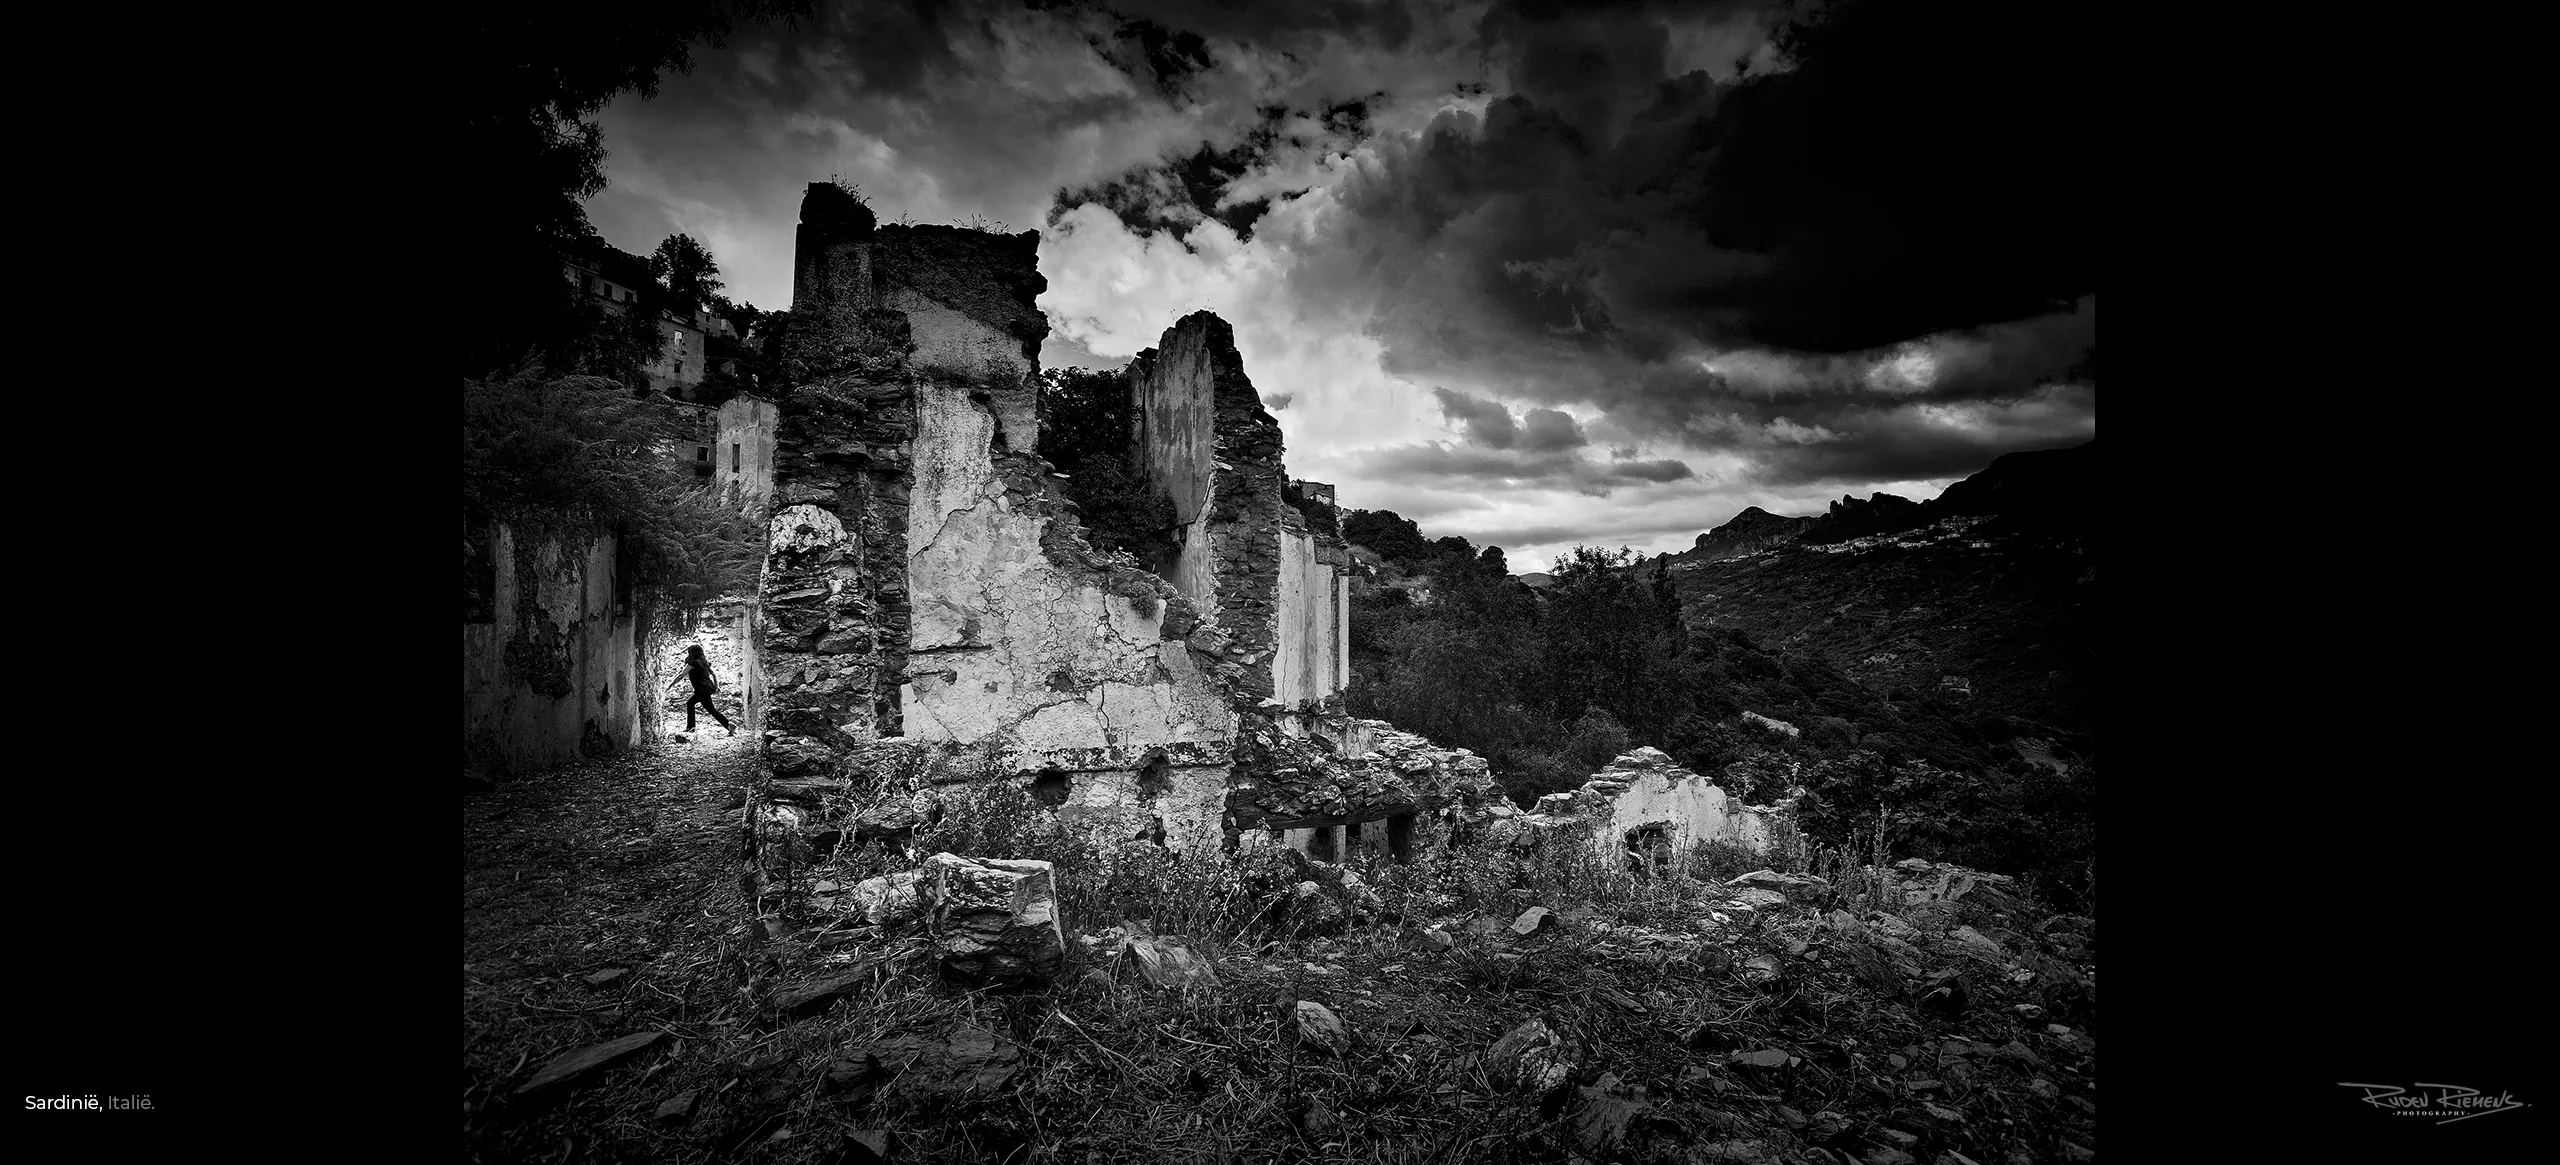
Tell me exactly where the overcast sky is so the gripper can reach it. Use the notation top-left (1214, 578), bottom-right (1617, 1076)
top-left (584, 0), bottom-right (2094, 573)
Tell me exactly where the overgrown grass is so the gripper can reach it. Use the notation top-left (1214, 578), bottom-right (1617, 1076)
top-left (471, 744), bottom-right (2099, 1165)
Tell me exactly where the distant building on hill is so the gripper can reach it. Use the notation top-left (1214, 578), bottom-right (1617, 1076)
top-left (561, 247), bottom-right (709, 400)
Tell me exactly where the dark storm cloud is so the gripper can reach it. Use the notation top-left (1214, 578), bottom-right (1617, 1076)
top-left (1518, 407), bottom-right (1585, 453)
top-left (1029, 0), bottom-right (2096, 497)
top-left (1354, 441), bottom-right (1691, 498)
top-left (1102, 0), bottom-right (1425, 47)
top-left (1431, 387), bottom-right (1520, 449)
top-left (589, 0), bottom-right (2095, 516)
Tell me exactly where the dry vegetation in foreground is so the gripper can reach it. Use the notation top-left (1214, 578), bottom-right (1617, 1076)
top-left (465, 753), bottom-right (2097, 1165)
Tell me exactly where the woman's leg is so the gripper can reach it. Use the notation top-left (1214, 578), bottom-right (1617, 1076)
top-left (707, 698), bottom-right (734, 733)
top-left (685, 691), bottom-right (704, 731)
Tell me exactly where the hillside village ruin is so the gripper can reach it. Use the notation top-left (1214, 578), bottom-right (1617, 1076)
top-left (465, 183), bottom-right (1794, 902)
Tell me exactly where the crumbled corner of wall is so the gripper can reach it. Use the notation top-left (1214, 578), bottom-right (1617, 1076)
top-left (869, 225), bottom-right (1048, 364)
top-left (999, 445), bottom-right (1257, 701)
top-left (1005, 451), bottom-right (1172, 617)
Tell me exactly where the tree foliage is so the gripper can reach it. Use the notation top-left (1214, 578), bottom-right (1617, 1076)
top-left (649, 233), bottom-right (725, 314)
top-left (463, 367), bottom-right (761, 608)
top-left (1036, 366), bottom-right (1176, 560)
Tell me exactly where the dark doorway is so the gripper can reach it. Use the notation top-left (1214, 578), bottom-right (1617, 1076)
top-left (1387, 814), bottom-right (1416, 864)
top-left (1309, 824), bottom-right (1338, 862)
top-left (1626, 823), bottom-right (1673, 872)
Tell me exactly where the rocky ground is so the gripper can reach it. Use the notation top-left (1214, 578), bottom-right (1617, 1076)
top-left (465, 744), bottom-right (2098, 1165)
top-left (463, 733), bottom-right (759, 1162)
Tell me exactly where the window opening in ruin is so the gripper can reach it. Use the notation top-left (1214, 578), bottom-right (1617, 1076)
top-left (1309, 824), bottom-right (1338, 862)
top-left (697, 446), bottom-right (710, 461)
top-left (1031, 769), bottom-right (1072, 809)
top-left (1626, 823), bottom-right (1674, 873)
top-left (1136, 754), bottom-right (1171, 800)
top-left (732, 444), bottom-right (741, 472)
top-left (1387, 813), bottom-right (1415, 864)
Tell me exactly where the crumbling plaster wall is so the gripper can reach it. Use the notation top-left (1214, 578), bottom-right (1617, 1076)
top-left (899, 376), bottom-right (1229, 761)
top-left (463, 523), bottom-right (648, 774)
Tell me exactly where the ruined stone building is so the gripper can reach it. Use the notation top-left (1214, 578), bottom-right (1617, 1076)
top-left (744, 182), bottom-right (1483, 860)
top-left (562, 249), bottom-right (712, 398)
top-left (479, 181), bottom-right (1794, 873)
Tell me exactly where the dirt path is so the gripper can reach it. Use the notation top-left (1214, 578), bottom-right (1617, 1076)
top-left (463, 732), bottom-right (757, 1162)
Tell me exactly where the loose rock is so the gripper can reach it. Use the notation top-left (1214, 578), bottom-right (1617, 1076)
top-left (514, 1031), bottom-right (666, 1098)
top-left (1486, 1014), bottom-right (1579, 1097)
top-left (1292, 1000), bottom-right (1348, 1054)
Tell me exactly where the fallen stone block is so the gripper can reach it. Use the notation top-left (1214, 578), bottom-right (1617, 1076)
top-left (1511, 906), bottom-right (1555, 936)
top-left (918, 853), bottom-right (1064, 985)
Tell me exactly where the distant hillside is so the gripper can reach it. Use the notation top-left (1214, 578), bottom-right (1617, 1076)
top-left (1665, 506), bottom-right (1815, 566)
top-left (1670, 440), bottom-right (2095, 738)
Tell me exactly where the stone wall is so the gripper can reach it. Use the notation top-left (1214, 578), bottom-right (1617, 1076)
top-left (1126, 312), bottom-right (1349, 708)
top-left (463, 523), bottom-right (653, 775)
top-left (1225, 716), bottom-right (1499, 862)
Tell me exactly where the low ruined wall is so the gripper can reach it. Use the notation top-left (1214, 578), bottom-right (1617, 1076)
top-left (462, 523), bottom-right (649, 775)
top-left (1226, 716), bottom-right (1498, 862)
top-left (1496, 748), bottom-right (1789, 865)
